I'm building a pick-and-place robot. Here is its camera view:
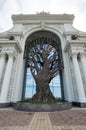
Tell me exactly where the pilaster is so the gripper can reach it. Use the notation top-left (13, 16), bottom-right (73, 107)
top-left (0, 52), bottom-right (14, 102)
top-left (72, 52), bottom-right (86, 102)
top-left (80, 52), bottom-right (86, 80)
top-left (0, 52), bottom-right (6, 89)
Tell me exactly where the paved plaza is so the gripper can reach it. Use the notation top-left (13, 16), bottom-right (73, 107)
top-left (0, 107), bottom-right (86, 130)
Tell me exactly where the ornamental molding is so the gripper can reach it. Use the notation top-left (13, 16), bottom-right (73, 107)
top-left (47, 25), bottom-right (64, 33)
top-left (68, 40), bottom-right (86, 44)
top-left (23, 24), bottom-right (49, 35)
top-left (64, 40), bottom-right (86, 52)
top-left (54, 25), bottom-right (64, 30)
top-left (40, 21), bottom-right (46, 30)
top-left (23, 25), bottom-right (34, 31)
top-left (67, 45), bottom-right (86, 59)
top-left (71, 46), bottom-right (86, 56)
top-left (7, 32), bottom-right (23, 37)
top-left (0, 40), bottom-right (22, 53)
top-left (1, 47), bottom-right (17, 58)
top-left (7, 51), bottom-right (17, 58)
top-left (0, 51), bottom-right (6, 56)
top-left (12, 14), bottom-right (74, 24)
top-left (80, 51), bottom-right (86, 56)
top-left (67, 44), bottom-right (86, 60)
top-left (71, 46), bottom-right (84, 51)
top-left (71, 49), bottom-right (80, 55)
top-left (37, 11), bottom-right (50, 15)
top-left (63, 32), bottom-right (79, 36)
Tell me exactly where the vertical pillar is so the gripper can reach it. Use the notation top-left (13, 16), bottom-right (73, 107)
top-left (80, 52), bottom-right (86, 80)
top-left (72, 53), bottom-right (86, 102)
top-left (0, 53), bottom-right (14, 102)
top-left (0, 53), bottom-right (6, 84)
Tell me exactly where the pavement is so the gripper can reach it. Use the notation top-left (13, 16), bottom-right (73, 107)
top-left (0, 107), bottom-right (86, 130)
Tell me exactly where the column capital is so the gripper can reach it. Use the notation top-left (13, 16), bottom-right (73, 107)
top-left (7, 52), bottom-right (14, 56)
top-left (80, 51), bottom-right (86, 56)
top-left (7, 51), bottom-right (17, 59)
top-left (71, 52), bottom-right (78, 58)
top-left (0, 52), bottom-right (6, 57)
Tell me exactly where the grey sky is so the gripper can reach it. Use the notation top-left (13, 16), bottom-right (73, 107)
top-left (0, 0), bottom-right (86, 33)
top-left (0, 0), bottom-right (6, 9)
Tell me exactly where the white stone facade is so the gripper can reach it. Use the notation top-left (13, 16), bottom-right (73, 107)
top-left (0, 13), bottom-right (86, 105)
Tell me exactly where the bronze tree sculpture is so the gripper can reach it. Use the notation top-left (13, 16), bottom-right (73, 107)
top-left (28, 43), bottom-right (61, 103)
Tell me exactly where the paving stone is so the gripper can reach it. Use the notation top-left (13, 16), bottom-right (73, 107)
top-left (0, 110), bottom-right (34, 127)
top-left (49, 110), bottom-right (86, 126)
top-left (0, 108), bottom-right (86, 130)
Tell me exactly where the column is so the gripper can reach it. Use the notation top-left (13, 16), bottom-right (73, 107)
top-left (0, 53), bottom-right (14, 102)
top-left (80, 52), bottom-right (86, 80)
top-left (72, 53), bottom-right (86, 102)
top-left (0, 53), bottom-right (6, 84)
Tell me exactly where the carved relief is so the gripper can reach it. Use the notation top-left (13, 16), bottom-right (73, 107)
top-left (54, 25), bottom-right (64, 31)
top-left (40, 22), bottom-right (45, 29)
top-left (23, 25), bottom-right (33, 30)
top-left (67, 43), bottom-right (86, 59)
top-left (0, 47), bottom-right (17, 58)
top-left (37, 11), bottom-right (50, 15)
top-left (23, 25), bottom-right (38, 33)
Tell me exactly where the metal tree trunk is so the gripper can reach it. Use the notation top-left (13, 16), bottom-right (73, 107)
top-left (32, 76), bottom-right (56, 103)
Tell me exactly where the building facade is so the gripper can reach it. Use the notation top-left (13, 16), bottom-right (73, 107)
top-left (0, 12), bottom-right (86, 107)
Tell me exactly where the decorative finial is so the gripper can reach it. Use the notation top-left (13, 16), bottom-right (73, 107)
top-left (37, 11), bottom-right (50, 15)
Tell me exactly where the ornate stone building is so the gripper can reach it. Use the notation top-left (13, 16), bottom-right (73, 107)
top-left (0, 12), bottom-right (86, 107)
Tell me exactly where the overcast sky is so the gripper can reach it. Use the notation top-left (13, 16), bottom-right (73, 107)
top-left (0, 0), bottom-right (86, 33)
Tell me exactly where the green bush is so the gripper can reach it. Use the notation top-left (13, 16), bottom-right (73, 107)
top-left (18, 97), bottom-right (65, 104)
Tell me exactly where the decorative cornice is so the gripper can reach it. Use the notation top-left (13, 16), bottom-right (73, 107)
top-left (7, 32), bottom-right (23, 36)
top-left (68, 40), bottom-right (86, 44)
top-left (12, 14), bottom-right (74, 24)
top-left (0, 40), bottom-right (22, 53)
top-left (64, 40), bottom-right (86, 52)
top-left (63, 32), bottom-right (79, 36)
top-left (78, 33), bottom-right (86, 37)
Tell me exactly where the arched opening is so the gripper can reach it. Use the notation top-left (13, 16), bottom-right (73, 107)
top-left (23, 31), bottom-right (64, 102)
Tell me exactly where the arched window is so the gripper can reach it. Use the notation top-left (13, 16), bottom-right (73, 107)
top-left (23, 31), bottom-right (64, 102)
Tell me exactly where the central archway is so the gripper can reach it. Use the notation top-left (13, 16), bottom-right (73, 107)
top-left (23, 30), bottom-right (64, 102)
